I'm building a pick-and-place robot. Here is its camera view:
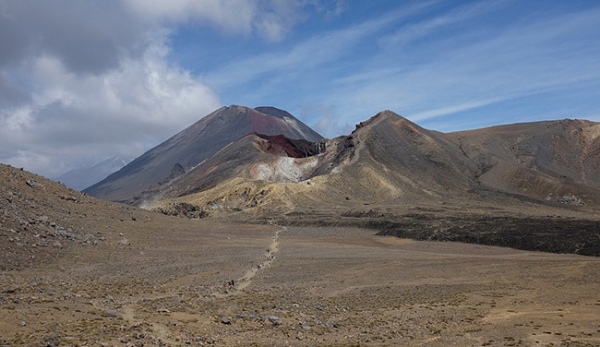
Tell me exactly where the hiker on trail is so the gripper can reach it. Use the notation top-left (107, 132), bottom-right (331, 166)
top-left (230, 279), bottom-right (235, 287)
top-left (223, 281), bottom-right (228, 289)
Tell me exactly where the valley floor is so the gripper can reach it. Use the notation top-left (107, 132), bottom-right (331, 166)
top-left (1, 221), bottom-right (599, 346)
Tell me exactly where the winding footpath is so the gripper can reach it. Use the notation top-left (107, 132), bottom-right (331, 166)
top-left (214, 226), bottom-right (284, 296)
top-left (90, 226), bottom-right (286, 345)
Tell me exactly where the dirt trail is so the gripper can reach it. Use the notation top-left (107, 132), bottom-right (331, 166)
top-left (88, 225), bottom-right (285, 343)
top-left (215, 226), bottom-right (284, 295)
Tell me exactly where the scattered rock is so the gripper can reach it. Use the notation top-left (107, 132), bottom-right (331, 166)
top-left (268, 315), bottom-right (282, 326)
top-left (40, 335), bottom-right (60, 347)
top-left (220, 316), bottom-right (231, 325)
top-left (104, 309), bottom-right (122, 318)
top-left (118, 238), bottom-right (130, 246)
top-left (26, 179), bottom-right (39, 188)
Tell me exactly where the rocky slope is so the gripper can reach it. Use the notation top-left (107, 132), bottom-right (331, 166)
top-left (0, 164), bottom-right (163, 270)
top-left (447, 119), bottom-right (600, 206)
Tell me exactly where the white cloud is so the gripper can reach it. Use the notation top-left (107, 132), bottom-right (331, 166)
top-left (0, 35), bottom-right (221, 177)
top-left (1, 106), bottom-right (34, 133)
top-left (410, 98), bottom-right (510, 122)
top-left (298, 104), bottom-right (352, 137)
top-left (203, 5), bottom-right (414, 90)
top-left (124, 0), bottom-right (316, 42)
top-left (378, 0), bottom-right (507, 47)
top-left (124, 0), bottom-right (256, 34)
top-left (3, 151), bottom-right (60, 177)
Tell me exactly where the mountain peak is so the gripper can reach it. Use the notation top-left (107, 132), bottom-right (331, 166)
top-left (85, 105), bottom-right (322, 203)
top-left (254, 106), bottom-right (295, 120)
top-left (378, 109), bottom-right (401, 118)
top-left (352, 109), bottom-right (408, 134)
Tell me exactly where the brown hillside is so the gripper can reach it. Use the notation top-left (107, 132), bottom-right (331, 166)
top-left (0, 164), bottom-right (166, 270)
top-left (345, 110), bottom-right (477, 200)
top-left (447, 119), bottom-right (600, 206)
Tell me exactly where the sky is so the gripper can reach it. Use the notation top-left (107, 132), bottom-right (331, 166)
top-left (1, 0), bottom-right (599, 178)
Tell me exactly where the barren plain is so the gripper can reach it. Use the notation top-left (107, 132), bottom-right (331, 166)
top-left (2, 217), bottom-right (600, 347)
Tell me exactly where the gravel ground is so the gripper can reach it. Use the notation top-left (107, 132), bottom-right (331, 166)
top-left (1, 223), bottom-right (599, 346)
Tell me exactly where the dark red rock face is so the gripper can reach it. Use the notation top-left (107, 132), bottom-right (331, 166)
top-left (255, 133), bottom-right (321, 158)
top-left (248, 110), bottom-right (295, 138)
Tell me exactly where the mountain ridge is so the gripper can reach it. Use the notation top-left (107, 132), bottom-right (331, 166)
top-left (80, 105), bottom-right (600, 223)
top-left (139, 108), bottom-right (600, 221)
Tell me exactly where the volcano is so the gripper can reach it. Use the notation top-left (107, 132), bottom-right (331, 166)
top-left (84, 105), bottom-right (322, 203)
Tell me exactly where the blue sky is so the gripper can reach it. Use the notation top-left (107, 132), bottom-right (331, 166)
top-left (1, 0), bottom-right (599, 177)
